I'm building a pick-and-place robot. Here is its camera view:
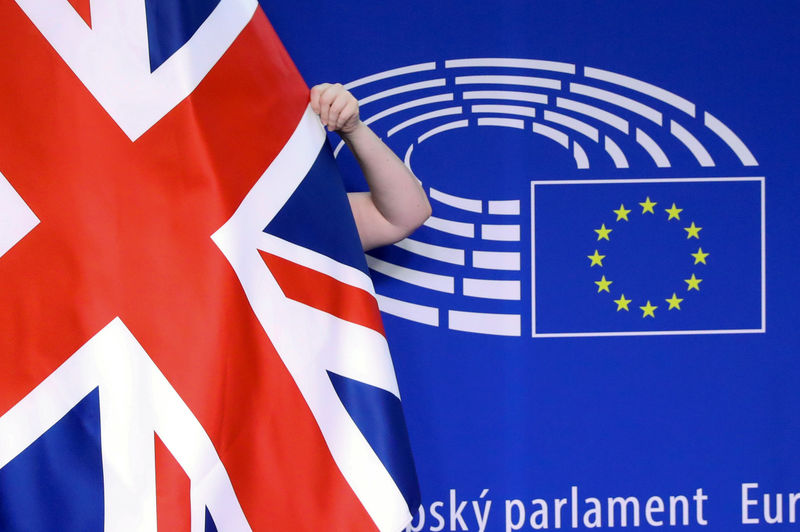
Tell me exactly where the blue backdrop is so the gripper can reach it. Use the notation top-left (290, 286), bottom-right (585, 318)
top-left (262, 2), bottom-right (799, 529)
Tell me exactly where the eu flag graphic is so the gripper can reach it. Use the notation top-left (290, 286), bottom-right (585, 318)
top-left (532, 178), bottom-right (764, 336)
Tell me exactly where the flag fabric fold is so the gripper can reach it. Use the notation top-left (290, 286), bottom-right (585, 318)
top-left (0, 1), bottom-right (418, 530)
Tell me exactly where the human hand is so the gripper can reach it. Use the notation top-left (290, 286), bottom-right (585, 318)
top-left (310, 83), bottom-right (361, 135)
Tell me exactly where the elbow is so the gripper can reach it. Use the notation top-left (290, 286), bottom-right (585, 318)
top-left (389, 203), bottom-right (431, 245)
top-left (407, 199), bottom-right (432, 234)
top-left (418, 200), bottom-right (433, 227)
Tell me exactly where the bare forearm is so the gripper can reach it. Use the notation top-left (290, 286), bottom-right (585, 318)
top-left (341, 121), bottom-right (431, 234)
top-left (311, 82), bottom-right (431, 249)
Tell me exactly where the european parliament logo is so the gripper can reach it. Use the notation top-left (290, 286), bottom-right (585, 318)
top-left (335, 58), bottom-right (765, 338)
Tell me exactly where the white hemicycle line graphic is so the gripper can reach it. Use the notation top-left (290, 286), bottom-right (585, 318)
top-left (444, 57), bottom-right (576, 73)
top-left (544, 110), bottom-right (599, 142)
top-left (473, 250), bottom-right (521, 271)
top-left (418, 120), bottom-right (469, 144)
top-left (0, 169), bottom-right (39, 259)
top-left (429, 188), bottom-right (482, 213)
top-left (455, 75), bottom-right (562, 90)
top-left (478, 117), bottom-right (525, 129)
top-left (366, 256), bottom-right (455, 293)
top-left (394, 238), bottom-right (465, 265)
top-left (556, 97), bottom-right (629, 133)
top-left (463, 278), bottom-right (521, 300)
top-left (584, 66), bottom-right (696, 116)
top-left (573, 142), bottom-right (590, 170)
top-left (14, 0), bottom-right (258, 141)
top-left (463, 90), bottom-right (548, 104)
top-left (359, 79), bottom-right (447, 105)
top-left (671, 120), bottom-right (715, 167)
top-left (604, 137), bottom-right (630, 169)
top-left (532, 122), bottom-right (569, 148)
top-left (704, 112), bottom-right (758, 166)
top-left (0, 318), bottom-right (250, 531)
top-left (335, 58), bottom-right (760, 337)
top-left (472, 104), bottom-right (537, 118)
top-left (489, 200), bottom-right (521, 215)
top-left (570, 83), bottom-right (663, 125)
top-left (636, 128), bottom-right (671, 167)
top-left (423, 215), bottom-right (475, 238)
top-left (449, 310), bottom-right (521, 336)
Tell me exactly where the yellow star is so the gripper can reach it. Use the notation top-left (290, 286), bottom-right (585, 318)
top-left (587, 249), bottom-right (606, 267)
top-left (666, 293), bottom-right (683, 310)
top-left (684, 222), bottom-right (702, 239)
top-left (614, 294), bottom-right (631, 311)
top-left (691, 247), bottom-right (710, 264)
top-left (594, 224), bottom-right (612, 241)
top-left (595, 275), bottom-right (613, 293)
top-left (639, 196), bottom-right (657, 214)
top-left (613, 204), bottom-right (632, 221)
top-left (665, 203), bottom-right (683, 220)
top-left (640, 300), bottom-right (657, 318)
top-left (685, 274), bottom-right (702, 291)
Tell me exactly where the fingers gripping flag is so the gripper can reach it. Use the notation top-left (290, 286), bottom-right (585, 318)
top-left (0, 1), bottom-right (419, 531)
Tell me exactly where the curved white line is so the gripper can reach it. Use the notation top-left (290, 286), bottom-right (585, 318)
top-left (333, 140), bottom-right (345, 158)
top-left (359, 79), bottom-right (447, 106)
top-left (570, 83), bottom-right (662, 125)
top-left (532, 122), bottom-right (569, 149)
top-left (481, 224), bottom-right (520, 241)
top-left (573, 141), bottom-right (590, 169)
top-left (448, 310), bottom-right (521, 336)
top-left (424, 216), bottom-right (475, 238)
top-left (366, 255), bottom-right (454, 293)
top-left (477, 117), bottom-right (525, 129)
top-left (488, 200), bottom-right (520, 215)
top-left (462, 90), bottom-right (548, 105)
top-left (364, 94), bottom-right (455, 126)
top-left (429, 187), bottom-right (482, 213)
top-left (704, 112), bottom-right (758, 166)
top-left (404, 144), bottom-right (414, 167)
top-left (463, 278), bottom-right (521, 300)
top-left (556, 97), bottom-right (629, 134)
top-left (545, 110), bottom-right (599, 142)
top-left (375, 294), bottom-right (439, 326)
top-left (418, 119), bottom-right (469, 143)
top-left (604, 136), bottom-right (629, 169)
top-left (471, 104), bottom-right (536, 118)
top-left (670, 120), bottom-right (715, 167)
top-left (585, 66), bottom-right (696, 117)
top-left (345, 62), bottom-right (437, 89)
top-left (446, 57), bottom-right (575, 74)
top-left (455, 75), bottom-right (561, 90)
top-left (394, 237), bottom-right (466, 265)
top-left (636, 128), bottom-right (671, 168)
top-left (388, 107), bottom-right (463, 137)
top-left (472, 250), bottom-right (521, 271)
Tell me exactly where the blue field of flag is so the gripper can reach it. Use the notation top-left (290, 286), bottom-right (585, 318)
top-left (531, 178), bottom-right (764, 336)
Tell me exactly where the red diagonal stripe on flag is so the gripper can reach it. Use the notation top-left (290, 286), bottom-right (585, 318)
top-left (260, 250), bottom-right (385, 336)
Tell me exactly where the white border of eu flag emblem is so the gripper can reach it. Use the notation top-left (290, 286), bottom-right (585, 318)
top-left (531, 177), bottom-right (766, 338)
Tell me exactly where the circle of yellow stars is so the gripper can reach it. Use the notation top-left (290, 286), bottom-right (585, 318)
top-left (587, 196), bottom-right (709, 319)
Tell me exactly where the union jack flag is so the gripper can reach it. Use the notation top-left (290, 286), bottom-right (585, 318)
top-left (0, 1), bottom-right (419, 530)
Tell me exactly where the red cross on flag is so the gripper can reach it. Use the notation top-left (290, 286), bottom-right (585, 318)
top-left (0, 1), bottom-right (419, 530)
